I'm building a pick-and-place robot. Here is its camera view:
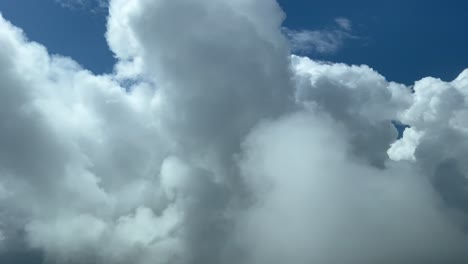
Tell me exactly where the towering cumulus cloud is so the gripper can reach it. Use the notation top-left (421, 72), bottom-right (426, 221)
top-left (0, 0), bottom-right (467, 263)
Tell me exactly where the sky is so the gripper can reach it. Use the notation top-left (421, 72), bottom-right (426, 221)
top-left (0, 0), bottom-right (467, 84)
top-left (0, 0), bottom-right (468, 264)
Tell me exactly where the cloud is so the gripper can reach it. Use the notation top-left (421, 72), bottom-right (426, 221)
top-left (0, 0), bottom-right (468, 264)
top-left (55, 0), bottom-right (108, 11)
top-left (397, 70), bottom-right (468, 214)
top-left (236, 111), bottom-right (468, 264)
top-left (283, 17), bottom-right (354, 54)
top-left (335, 17), bottom-right (352, 30)
top-left (388, 127), bottom-right (424, 161)
top-left (291, 55), bottom-right (412, 167)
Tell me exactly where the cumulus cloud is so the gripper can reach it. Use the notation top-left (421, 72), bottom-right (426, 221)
top-left (0, 0), bottom-right (468, 263)
top-left (236, 112), bottom-right (468, 264)
top-left (283, 17), bottom-right (355, 54)
top-left (388, 127), bottom-right (424, 161)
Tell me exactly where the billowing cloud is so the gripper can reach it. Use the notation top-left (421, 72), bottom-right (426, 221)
top-left (236, 111), bottom-right (468, 264)
top-left (0, 0), bottom-right (468, 263)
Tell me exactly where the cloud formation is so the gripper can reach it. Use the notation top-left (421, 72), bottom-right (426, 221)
top-left (0, 0), bottom-right (468, 263)
top-left (55, 0), bottom-right (108, 10)
top-left (283, 17), bottom-right (354, 54)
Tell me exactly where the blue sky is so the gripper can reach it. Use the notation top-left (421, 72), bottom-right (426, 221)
top-left (0, 0), bottom-right (114, 74)
top-left (280, 0), bottom-right (468, 84)
top-left (1, 0), bottom-right (467, 84)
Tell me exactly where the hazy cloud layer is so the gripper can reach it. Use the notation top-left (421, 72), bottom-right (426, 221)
top-left (0, 0), bottom-right (467, 263)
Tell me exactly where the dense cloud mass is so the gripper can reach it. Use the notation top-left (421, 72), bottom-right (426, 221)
top-left (0, 0), bottom-right (468, 263)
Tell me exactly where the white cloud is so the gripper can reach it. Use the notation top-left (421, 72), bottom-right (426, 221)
top-left (335, 17), bottom-right (352, 30)
top-left (283, 17), bottom-right (354, 54)
top-left (290, 55), bottom-right (412, 167)
top-left (388, 127), bottom-right (424, 161)
top-left (0, 1), bottom-right (467, 264)
top-left (237, 111), bottom-right (468, 264)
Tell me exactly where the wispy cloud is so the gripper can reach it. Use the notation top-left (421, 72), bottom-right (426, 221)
top-left (335, 17), bottom-right (352, 31)
top-left (284, 17), bottom-right (354, 54)
top-left (55, 0), bottom-right (108, 11)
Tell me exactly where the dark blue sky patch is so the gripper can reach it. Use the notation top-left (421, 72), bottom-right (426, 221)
top-left (0, 0), bottom-right (115, 74)
top-left (279, 0), bottom-right (468, 85)
top-left (391, 120), bottom-right (410, 139)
